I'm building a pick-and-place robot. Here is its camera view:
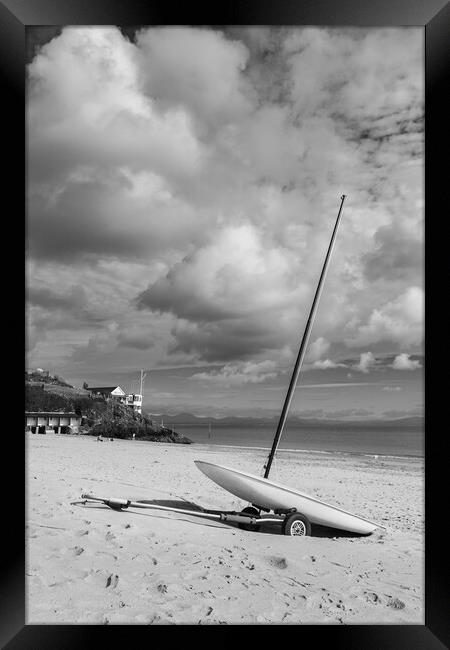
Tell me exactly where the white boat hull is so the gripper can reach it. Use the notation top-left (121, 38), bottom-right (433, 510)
top-left (195, 460), bottom-right (378, 535)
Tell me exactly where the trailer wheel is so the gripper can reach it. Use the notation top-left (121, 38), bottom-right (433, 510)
top-left (282, 513), bottom-right (311, 536)
top-left (238, 506), bottom-right (261, 531)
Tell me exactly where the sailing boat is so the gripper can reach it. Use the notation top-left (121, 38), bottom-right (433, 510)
top-left (80, 196), bottom-right (379, 535)
top-left (195, 196), bottom-right (379, 535)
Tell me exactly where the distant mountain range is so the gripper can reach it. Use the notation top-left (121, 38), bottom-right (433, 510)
top-left (146, 412), bottom-right (424, 429)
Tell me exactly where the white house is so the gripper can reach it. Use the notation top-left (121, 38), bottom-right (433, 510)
top-left (87, 385), bottom-right (143, 414)
top-left (88, 386), bottom-right (126, 401)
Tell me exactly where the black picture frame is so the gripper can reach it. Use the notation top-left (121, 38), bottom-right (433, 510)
top-left (4, 0), bottom-right (448, 647)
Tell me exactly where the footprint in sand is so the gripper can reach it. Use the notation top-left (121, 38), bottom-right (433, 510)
top-left (267, 556), bottom-right (288, 569)
top-left (72, 546), bottom-right (84, 556)
top-left (105, 574), bottom-right (119, 588)
top-left (364, 591), bottom-right (381, 604)
top-left (387, 597), bottom-right (405, 610)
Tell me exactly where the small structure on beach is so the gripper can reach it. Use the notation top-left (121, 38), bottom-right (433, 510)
top-left (25, 411), bottom-right (83, 433)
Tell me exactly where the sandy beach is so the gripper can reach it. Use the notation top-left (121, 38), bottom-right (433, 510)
top-left (26, 432), bottom-right (424, 624)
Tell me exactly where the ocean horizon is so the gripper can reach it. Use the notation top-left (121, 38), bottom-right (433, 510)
top-left (171, 421), bottom-right (424, 457)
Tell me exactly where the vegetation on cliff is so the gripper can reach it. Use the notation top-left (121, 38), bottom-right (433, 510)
top-left (25, 381), bottom-right (192, 444)
top-left (90, 400), bottom-right (192, 443)
top-left (25, 370), bottom-right (73, 387)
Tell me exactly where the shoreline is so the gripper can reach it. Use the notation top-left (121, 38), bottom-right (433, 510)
top-left (189, 441), bottom-right (424, 461)
top-left (42, 432), bottom-right (423, 461)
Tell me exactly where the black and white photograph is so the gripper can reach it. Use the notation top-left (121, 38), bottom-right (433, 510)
top-left (24, 23), bottom-right (427, 626)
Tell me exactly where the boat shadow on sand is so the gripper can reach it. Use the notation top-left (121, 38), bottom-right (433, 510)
top-left (76, 497), bottom-right (365, 538)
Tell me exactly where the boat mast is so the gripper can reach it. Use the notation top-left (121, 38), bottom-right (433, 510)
top-left (263, 195), bottom-right (347, 479)
top-left (139, 369), bottom-right (146, 396)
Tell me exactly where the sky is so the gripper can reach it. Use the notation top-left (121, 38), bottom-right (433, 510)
top-left (26, 26), bottom-right (424, 418)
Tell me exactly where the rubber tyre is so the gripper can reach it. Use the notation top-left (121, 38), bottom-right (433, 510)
top-left (282, 513), bottom-right (311, 536)
top-left (238, 506), bottom-right (261, 531)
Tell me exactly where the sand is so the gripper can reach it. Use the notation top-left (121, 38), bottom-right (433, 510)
top-left (26, 432), bottom-right (424, 624)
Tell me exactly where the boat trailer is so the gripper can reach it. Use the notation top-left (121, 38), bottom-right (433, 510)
top-left (75, 493), bottom-right (312, 536)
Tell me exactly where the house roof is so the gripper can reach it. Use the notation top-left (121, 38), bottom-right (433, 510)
top-left (25, 412), bottom-right (80, 418)
top-left (88, 386), bottom-right (124, 393)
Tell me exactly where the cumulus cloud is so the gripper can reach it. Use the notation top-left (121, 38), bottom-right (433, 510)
top-left (346, 287), bottom-right (424, 347)
top-left (137, 223), bottom-right (300, 319)
top-left (306, 337), bottom-right (330, 362)
top-left (362, 220), bottom-right (423, 284)
top-left (354, 351), bottom-right (376, 373)
top-left (390, 353), bottom-right (422, 370)
top-left (136, 27), bottom-right (252, 125)
top-left (306, 338), bottom-right (348, 370)
top-left (312, 358), bottom-right (345, 370)
top-left (168, 317), bottom-right (283, 363)
top-left (136, 222), bottom-right (312, 361)
top-left (191, 360), bottom-right (277, 386)
top-left (27, 27), bottom-right (206, 262)
top-left (28, 27), bottom-right (203, 182)
top-left (28, 171), bottom-right (206, 262)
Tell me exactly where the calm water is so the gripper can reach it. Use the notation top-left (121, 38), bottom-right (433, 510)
top-left (174, 423), bottom-right (424, 457)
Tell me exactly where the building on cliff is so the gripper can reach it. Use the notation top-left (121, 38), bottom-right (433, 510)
top-left (87, 385), bottom-right (142, 414)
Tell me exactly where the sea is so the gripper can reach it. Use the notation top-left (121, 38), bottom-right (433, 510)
top-left (172, 422), bottom-right (424, 458)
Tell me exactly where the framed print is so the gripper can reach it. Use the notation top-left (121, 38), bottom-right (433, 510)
top-left (2, 0), bottom-right (448, 647)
